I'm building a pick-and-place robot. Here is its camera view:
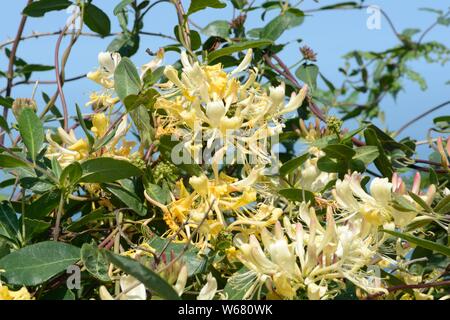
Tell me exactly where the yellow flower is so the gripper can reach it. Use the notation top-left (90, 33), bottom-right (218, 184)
top-left (91, 113), bottom-right (109, 138)
top-left (0, 284), bottom-right (33, 300)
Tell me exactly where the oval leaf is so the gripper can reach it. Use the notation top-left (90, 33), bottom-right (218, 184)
top-left (104, 251), bottom-right (180, 300)
top-left (80, 158), bottom-right (143, 183)
top-left (18, 108), bottom-right (44, 162)
top-left (114, 57), bottom-right (141, 102)
top-left (0, 241), bottom-right (81, 286)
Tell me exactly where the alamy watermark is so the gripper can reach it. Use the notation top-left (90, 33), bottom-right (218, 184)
top-left (366, 5), bottom-right (382, 30)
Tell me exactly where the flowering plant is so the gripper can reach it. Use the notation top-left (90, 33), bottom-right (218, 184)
top-left (0, 0), bottom-right (449, 301)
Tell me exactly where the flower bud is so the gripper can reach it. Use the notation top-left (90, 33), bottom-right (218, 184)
top-left (189, 175), bottom-right (209, 196)
top-left (206, 100), bottom-right (226, 125)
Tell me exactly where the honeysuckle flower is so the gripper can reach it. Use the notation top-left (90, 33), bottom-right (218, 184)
top-left (0, 283), bottom-right (33, 300)
top-left (98, 263), bottom-right (151, 300)
top-left (197, 273), bottom-right (218, 300)
top-left (287, 155), bottom-right (336, 193)
top-left (153, 50), bottom-right (308, 171)
top-left (391, 172), bottom-right (448, 231)
top-left (231, 205), bottom-right (387, 299)
top-left (119, 275), bottom-right (147, 300)
top-left (45, 114), bottom-right (135, 167)
top-left (144, 171), bottom-right (259, 248)
top-left (307, 282), bottom-right (327, 300)
top-left (174, 265), bottom-right (188, 296)
top-left (228, 203), bottom-right (283, 232)
top-left (85, 92), bottom-right (119, 109)
top-left (87, 51), bottom-right (121, 88)
top-left (141, 48), bottom-right (164, 80)
top-left (46, 128), bottom-right (90, 167)
top-left (332, 172), bottom-right (394, 232)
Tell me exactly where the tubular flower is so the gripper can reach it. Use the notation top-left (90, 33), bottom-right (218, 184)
top-left (197, 273), bottom-right (218, 300)
top-left (231, 206), bottom-right (387, 300)
top-left (87, 51), bottom-right (121, 88)
top-left (332, 172), bottom-right (396, 234)
top-left (154, 50), bottom-right (308, 170)
top-left (144, 170), bottom-right (261, 248)
top-left (46, 114), bottom-right (136, 167)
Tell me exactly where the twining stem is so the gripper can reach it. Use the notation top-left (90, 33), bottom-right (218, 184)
top-left (53, 193), bottom-right (65, 241)
top-left (365, 280), bottom-right (450, 299)
top-left (0, 0), bottom-right (33, 145)
top-left (394, 100), bottom-right (450, 137)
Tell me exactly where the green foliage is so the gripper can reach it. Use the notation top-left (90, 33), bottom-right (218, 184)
top-left (17, 108), bottom-right (44, 162)
top-left (0, 241), bottom-right (80, 286)
top-left (105, 251), bottom-right (181, 300)
top-left (22, 0), bottom-right (71, 17)
top-left (79, 158), bottom-right (143, 183)
top-left (0, 0), bottom-right (449, 302)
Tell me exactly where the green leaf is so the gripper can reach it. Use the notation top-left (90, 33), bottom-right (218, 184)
top-left (81, 243), bottom-right (110, 282)
top-left (316, 2), bottom-right (358, 10)
top-left (0, 241), bottom-right (81, 286)
top-left (18, 108), bottom-right (44, 162)
top-left (21, 64), bottom-right (54, 74)
top-left (144, 183), bottom-right (169, 205)
top-left (158, 135), bottom-right (202, 176)
top-left (27, 190), bottom-right (61, 219)
top-left (279, 153), bottom-right (309, 177)
top-left (0, 154), bottom-right (28, 168)
top-left (104, 251), bottom-right (180, 300)
top-left (317, 156), bottom-right (345, 173)
top-left (148, 237), bottom-right (206, 276)
top-left (123, 88), bottom-right (159, 112)
top-left (0, 203), bottom-right (20, 244)
top-left (208, 39), bottom-right (272, 63)
top-left (60, 161), bottom-right (82, 187)
top-left (107, 33), bottom-right (140, 57)
top-left (435, 194), bottom-right (450, 214)
top-left (295, 64), bottom-right (319, 89)
top-left (279, 188), bottom-right (315, 204)
top-left (224, 267), bottom-right (258, 299)
top-left (187, 0), bottom-right (226, 16)
top-left (104, 183), bottom-right (147, 216)
top-left (0, 115), bottom-right (9, 133)
top-left (75, 104), bottom-right (94, 147)
top-left (84, 3), bottom-right (111, 37)
top-left (202, 20), bottom-right (230, 38)
top-left (322, 144), bottom-right (356, 160)
top-left (23, 218), bottom-right (50, 242)
top-left (67, 208), bottom-right (113, 232)
top-left (352, 146), bottom-right (379, 165)
top-left (260, 9), bottom-right (304, 41)
top-left (383, 230), bottom-right (450, 257)
top-left (408, 191), bottom-right (433, 213)
top-left (364, 128), bottom-right (393, 178)
top-left (80, 158), bottom-right (142, 183)
top-left (130, 105), bottom-right (153, 147)
top-left (41, 286), bottom-right (75, 300)
top-left (22, 0), bottom-right (72, 17)
top-left (114, 0), bottom-right (134, 15)
top-left (114, 57), bottom-right (141, 102)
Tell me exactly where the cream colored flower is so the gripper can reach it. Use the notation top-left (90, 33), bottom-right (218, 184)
top-left (87, 51), bottom-right (121, 88)
top-left (197, 273), bottom-right (218, 300)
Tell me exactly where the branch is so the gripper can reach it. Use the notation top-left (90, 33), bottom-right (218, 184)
top-left (0, 30), bottom-right (176, 50)
top-left (418, 10), bottom-right (450, 45)
top-left (0, 0), bottom-right (33, 145)
top-left (0, 74), bottom-right (86, 94)
top-left (394, 100), bottom-right (450, 137)
top-left (366, 280), bottom-right (450, 299)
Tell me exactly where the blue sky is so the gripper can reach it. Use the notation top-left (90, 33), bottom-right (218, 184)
top-left (1, 0), bottom-right (449, 151)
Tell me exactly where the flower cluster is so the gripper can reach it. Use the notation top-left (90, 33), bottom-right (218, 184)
top-left (2, 50), bottom-right (447, 301)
